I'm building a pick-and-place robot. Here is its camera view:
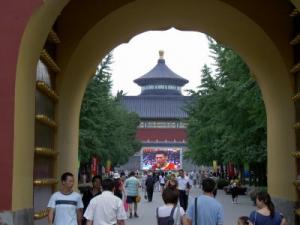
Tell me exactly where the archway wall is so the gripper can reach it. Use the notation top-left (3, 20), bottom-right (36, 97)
top-left (0, 0), bottom-right (44, 211)
top-left (56, 0), bottom-right (294, 73)
top-left (13, 0), bottom-right (69, 210)
top-left (55, 0), bottom-right (296, 201)
top-left (11, 0), bottom-right (297, 212)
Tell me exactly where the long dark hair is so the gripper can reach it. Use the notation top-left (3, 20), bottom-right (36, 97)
top-left (256, 191), bottom-right (275, 217)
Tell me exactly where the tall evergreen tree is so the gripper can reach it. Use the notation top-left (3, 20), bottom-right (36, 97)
top-left (79, 53), bottom-right (141, 166)
top-left (186, 38), bottom-right (267, 184)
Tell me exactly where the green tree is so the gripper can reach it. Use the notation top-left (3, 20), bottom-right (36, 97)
top-left (186, 38), bottom-right (267, 185)
top-left (186, 65), bottom-right (222, 164)
top-left (79, 53), bottom-right (141, 166)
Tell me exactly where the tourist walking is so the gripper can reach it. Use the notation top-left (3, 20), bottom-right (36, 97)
top-left (165, 173), bottom-right (178, 190)
top-left (230, 177), bottom-right (239, 204)
top-left (82, 176), bottom-right (102, 212)
top-left (145, 171), bottom-right (156, 202)
top-left (184, 178), bottom-right (224, 225)
top-left (177, 169), bottom-right (191, 211)
top-left (156, 188), bottom-right (186, 225)
top-left (125, 171), bottom-right (140, 218)
top-left (141, 171), bottom-right (147, 193)
top-left (248, 191), bottom-right (284, 225)
top-left (47, 172), bottom-right (84, 225)
top-left (82, 175), bottom-right (102, 224)
top-left (113, 172), bottom-right (124, 200)
top-left (84, 178), bottom-right (127, 225)
top-left (159, 172), bottom-right (166, 192)
top-left (154, 172), bottom-right (160, 192)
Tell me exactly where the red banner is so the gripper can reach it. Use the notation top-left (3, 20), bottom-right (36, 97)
top-left (91, 157), bottom-right (98, 177)
top-left (227, 163), bottom-right (235, 178)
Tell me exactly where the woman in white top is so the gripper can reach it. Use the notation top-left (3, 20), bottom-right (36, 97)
top-left (159, 172), bottom-right (166, 192)
top-left (156, 188), bottom-right (186, 225)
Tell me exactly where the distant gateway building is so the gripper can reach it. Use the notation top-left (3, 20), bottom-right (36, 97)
top-left (121, 51), bottom-right (193, 171)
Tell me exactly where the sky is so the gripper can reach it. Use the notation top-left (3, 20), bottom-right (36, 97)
top-left (110, 28), bottom-right (215, 96)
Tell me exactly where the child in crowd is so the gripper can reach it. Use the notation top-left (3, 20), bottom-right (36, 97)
top-left (237, 216), bottom-right (249, 225)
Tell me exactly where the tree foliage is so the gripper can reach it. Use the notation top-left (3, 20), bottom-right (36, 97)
top-left (79, 53), bottom-right (141, 166)
top-left (186, 38), bottom-right (267, 167)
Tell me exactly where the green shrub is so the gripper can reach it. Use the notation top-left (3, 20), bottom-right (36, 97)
top-left (217, 178), bottom-right (229, 189)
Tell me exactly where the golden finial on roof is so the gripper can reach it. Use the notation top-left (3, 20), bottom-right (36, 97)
top-left (159, 50), bottom-right (164, 59)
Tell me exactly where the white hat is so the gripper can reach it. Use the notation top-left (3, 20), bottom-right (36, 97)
top-left (113, 173), bottom-right (120, 179)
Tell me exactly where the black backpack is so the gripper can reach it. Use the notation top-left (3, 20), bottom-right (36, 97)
top-left (156, 206), bottom-right (176, 225)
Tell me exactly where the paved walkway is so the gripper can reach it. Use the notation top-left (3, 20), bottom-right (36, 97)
top-left (125, 186), bottom-right (255, 225)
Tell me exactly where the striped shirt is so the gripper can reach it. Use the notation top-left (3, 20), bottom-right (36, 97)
top-left (48, 191), bottom-right (83, 225)
top-left (125, 176), bottom-right (139, 196)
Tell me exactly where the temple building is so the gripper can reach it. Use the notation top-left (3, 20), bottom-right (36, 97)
top-left (120, 51), bottom-right (194, 171)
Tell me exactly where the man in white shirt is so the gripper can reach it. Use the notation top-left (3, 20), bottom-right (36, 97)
top-left (84, 178), bottom-right (127, 225)
top-left (47, 172), bottom-right (83, 225)
top-left (177, 169), bottom-right (192, 211)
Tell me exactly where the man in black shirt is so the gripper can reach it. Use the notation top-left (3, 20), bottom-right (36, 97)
top-left (82, 175), bottom-right (102, 224)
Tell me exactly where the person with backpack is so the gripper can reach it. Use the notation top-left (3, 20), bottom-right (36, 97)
top-left (156, 188), bottom-right (186, 225)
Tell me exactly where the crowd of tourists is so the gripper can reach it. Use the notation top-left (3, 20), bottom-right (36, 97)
top-left (46, 170), bottom-right (288, 225)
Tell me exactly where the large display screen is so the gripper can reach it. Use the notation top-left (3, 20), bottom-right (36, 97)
top-left (141, 147), bottom-right (182, 171)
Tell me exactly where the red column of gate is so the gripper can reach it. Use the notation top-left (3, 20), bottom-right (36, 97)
top-left (0, 0), bottom-right (41, 210)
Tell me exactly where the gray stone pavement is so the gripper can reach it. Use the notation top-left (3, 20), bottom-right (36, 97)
top-left (125, 186), bottom-right (255, 225)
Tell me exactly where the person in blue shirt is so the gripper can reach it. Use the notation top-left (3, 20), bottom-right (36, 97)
top-left (249, 191), bottom-right (283, 225)
top-left (124, 171), bottom-right (140, 218)
top-left (184, 178), bottom-right (223, 225)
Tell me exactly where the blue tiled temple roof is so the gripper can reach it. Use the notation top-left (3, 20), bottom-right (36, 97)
top-left (121, 95), bottom-right (192, 119)
top-left (142, 142), bottom-right (187, 147)
top-left (133, 51), bottom-right (188, 91)
top-left (134, 59), bottom-right (188, 86)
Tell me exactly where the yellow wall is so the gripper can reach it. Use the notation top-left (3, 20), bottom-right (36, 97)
top-left (13, 0), bottom-right (69, 210)
top-left (14, 0), bottom-right (297, 209)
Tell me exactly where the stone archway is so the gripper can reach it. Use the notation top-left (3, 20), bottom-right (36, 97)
top-left (1, 0), bottom-right (298, 224)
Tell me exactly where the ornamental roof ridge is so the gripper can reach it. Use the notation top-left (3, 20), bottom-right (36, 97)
top-left (134, 51), bottom-right (189, 87)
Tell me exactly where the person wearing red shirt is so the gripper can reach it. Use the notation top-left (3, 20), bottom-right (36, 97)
top-left (151, 151), bottom-right (177, 171)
